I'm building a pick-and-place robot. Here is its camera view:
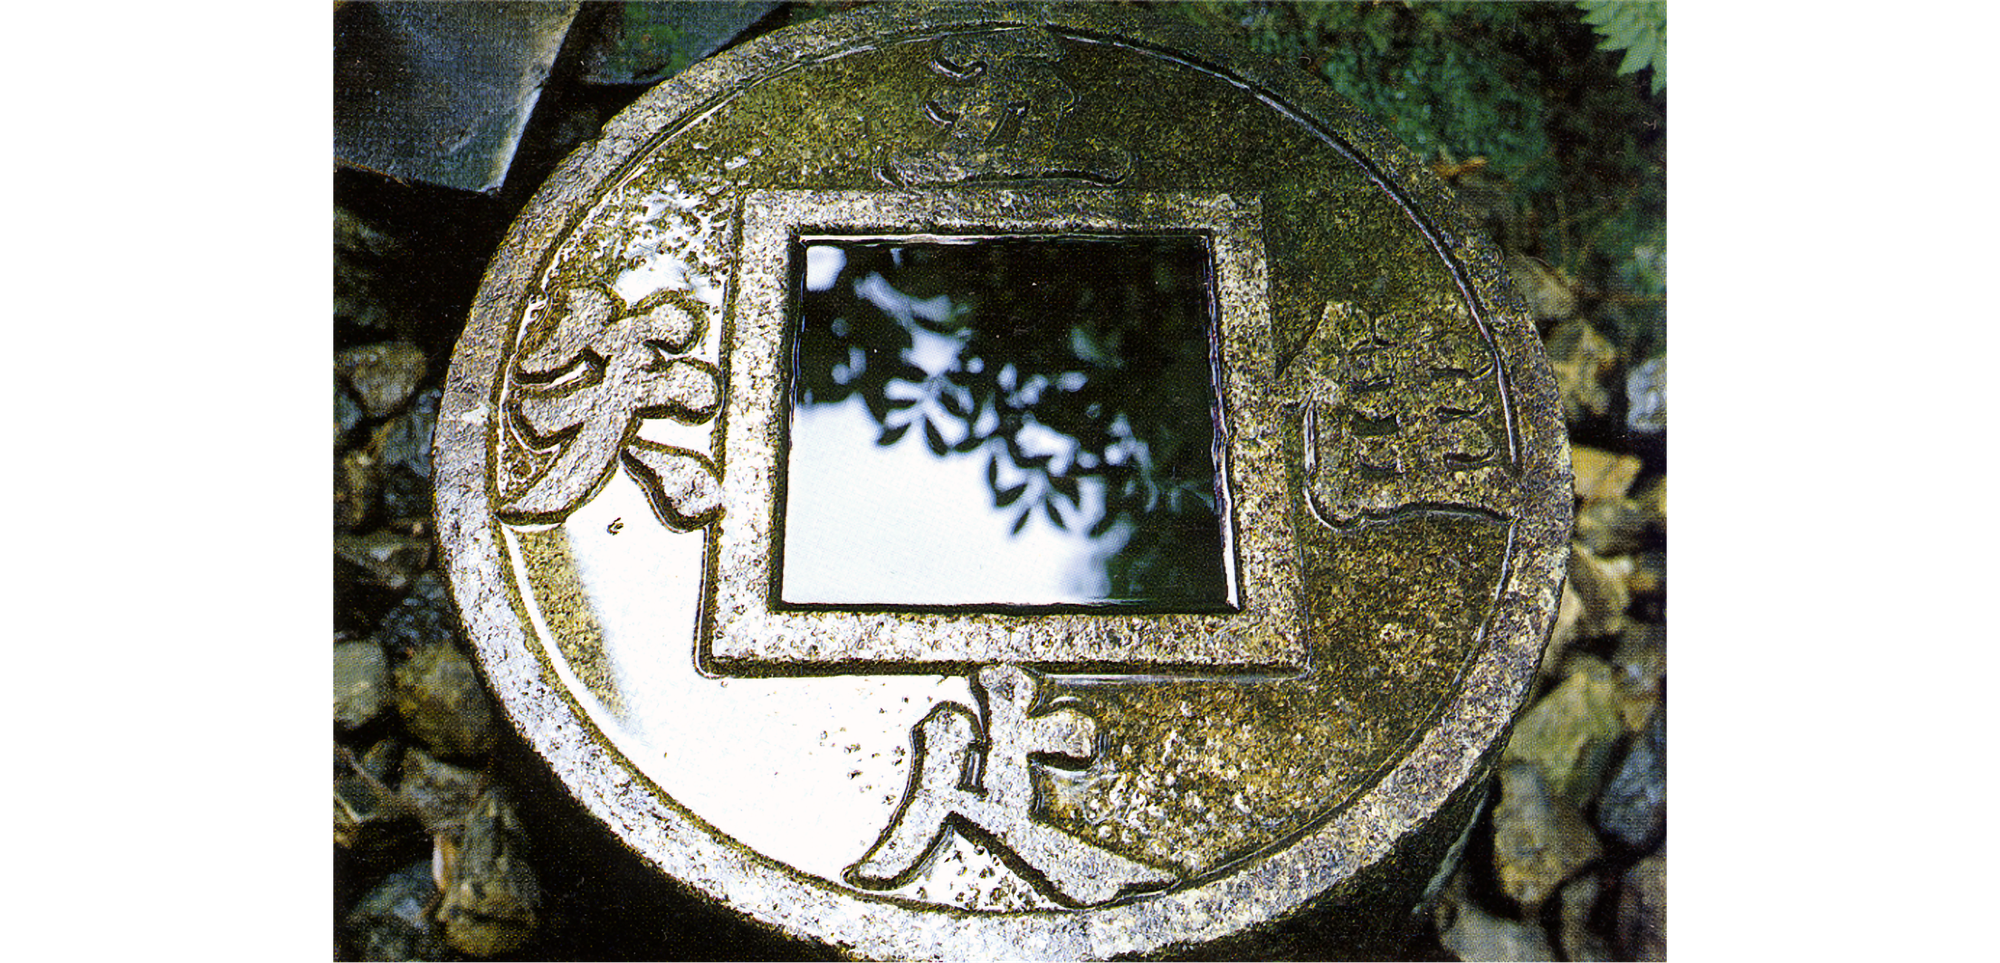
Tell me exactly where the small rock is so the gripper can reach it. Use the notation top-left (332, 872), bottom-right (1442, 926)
top-left (336, 206), bottom-right (410, 260)
top-left (1573, 497), bottom-right (1660, 557)
top-left (1570, 445), bottom-right (1644, 502)
top-left (1633, 474), bottom-right (1666, 521)
top-left (1569, 546), bottom-right (1633, 640)
top-left (1625, 355), bottom-right (1666, 434)
top-left (358, 737), bottom-right (402, 784)
top-left (336, 380), bottom-right (364, 450)
top-left (1544, 320), bottom-right (1620, 423)
top-left (335, 639), bottom-right (391, 731)
top-left (1508, 254), bottom-right (1579, 323)
top-left (1617, 854), bottom-right (1667, 961)
top-left (395, 643), bottom-right (499, 760)
top-left (339, 342), bottom-right (428, 418)
top-left (344, 859), bottom-right (449, 961)
top-left (335, 445), bottom-right (382, 533)
top-left (376, 387), bottom-right (439, 478)
top-left (335, 765), bottom-right (424, 863)
top-left (1596, 707), bottom-right (1666, 849)
top-left (439, 790), bottom-right (543, 956)
top-left (402, 747), bottom-right (489, 833)
top-left (1557, 875), bottom-right (1613, 961)
top-left (1436, 885), bottom-right (1558, 961)
top-left (1505, 658), bottom-right (1625, 807)
top-left (336, 532), bottom-right (432, 593)
top-left (375, 573), bottom-right (460, 657)
top-left (1628, 548), bottom-right (1666, 598)
top-left (1491, 762), bottom-right (1603, 913)
top-left (1610, 623), bottom-right (1667, 728)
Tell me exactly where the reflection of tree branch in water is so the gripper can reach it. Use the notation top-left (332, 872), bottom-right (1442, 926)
top-left (794, 238), bottom-right (1230, 604)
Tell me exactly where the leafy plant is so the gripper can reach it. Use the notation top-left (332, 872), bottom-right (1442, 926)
top-left (1578, 0), bottom-right (1666, 94)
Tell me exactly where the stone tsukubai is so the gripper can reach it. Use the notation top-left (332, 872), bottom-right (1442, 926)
top-left (435, 5), bottom-right (1569, 958)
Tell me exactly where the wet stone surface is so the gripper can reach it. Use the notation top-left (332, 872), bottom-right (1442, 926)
top-left (336, 3), bottom-right (1663, 959)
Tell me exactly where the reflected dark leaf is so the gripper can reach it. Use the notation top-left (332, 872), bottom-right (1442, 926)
top-left (994, 482), bottom-right (1027, 508)
top-left (951, 434), bottom-right (984, 454)
top-left (922, 419), bottom-right (947, 456)
top-left (1043, 498), bottom-right (1067, 531)
top-left (876, 422), bottom-right (910, 447)
top-left (1050, 474), bottom-right (1080, 506)
top-left (1087, 510), bottom-right (1120, 538)
top-left (1010, 508), bottom-right (1031, 535)
top-left (940, 387), bottom-right (973, 419)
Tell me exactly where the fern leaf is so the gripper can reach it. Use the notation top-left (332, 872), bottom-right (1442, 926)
top-left (1577, 1), bottom-right (1665, 92)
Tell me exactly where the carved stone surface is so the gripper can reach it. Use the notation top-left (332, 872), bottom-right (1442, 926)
top-left (435, 4), bottom-right (1569, 959)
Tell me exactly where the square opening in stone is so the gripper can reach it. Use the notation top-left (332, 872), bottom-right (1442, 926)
top-left (778, 235), bottom-right (1237, 611)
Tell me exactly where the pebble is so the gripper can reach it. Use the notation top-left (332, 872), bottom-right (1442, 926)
top-left (339, 341), bottom-right (428, 417)
top-left (335, 445), bottom-right (382, 533)
top-left (1557, 875), bottom-right (1613, 961)
top-left (336, 380), bottom-right (364, 449)
top-left (1505, 658), bottom-right (1625, 807)
top-left (1539, 583), bottom-right (1585, 683)
top-left (1568, 546), bottom-right (1633, 640)
top-left (1610, 623), bottom-right (1667, 728)
top-left (1490, 762), bottom-right (1603, 913)
top-left (344, 859), bottom-right (449, 961)
top-left (1617, 854), bottom-right (1667, 960)
top-left (1573, 497), bottom-right (1660, 557)
top-left (374, 573), bottom-right (460, 657)
top-left (336, 532), bottom-right (433, 593)
top-left (438, 790), bottom-right (543, 956)
top-left (1507, 254), bottom-right (1579, 323)
top-left (402, 747), bottom-right (489, 834)
top-left (1625, 355), bottom-right (1666, 434)
top-left (335, 763), bottom-right (424, 864)
top-left (1544, 320), bottom-right (1620, 423)
top-left (376, 387), bottom-right (439, 478)
top-left (1595, 706), bottom-right (1666, 849)
top-left (395, 642), bottom-right (499, 760)
top-left (334, 639), bottom-right (391, 731)
top-left (1436, 884), bottom-right (1559, 961)
top-left (1569, 445), bottom-right (1643, 502)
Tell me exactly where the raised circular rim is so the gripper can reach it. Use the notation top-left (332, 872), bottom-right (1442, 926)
top-left (435, 4), bottom-right (1571, 958)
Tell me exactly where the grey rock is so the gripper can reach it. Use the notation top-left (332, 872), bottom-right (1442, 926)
top-left (1505, 658), bottom-right (1625, 807)
top-left (1569, 445), bottom-right (1643, 502)
top-left (335, 639), bottom-right (391, 731)
top-left (339, 342), bottom-right (428, 418)
top-left (344, 859), bottom-right (449, 961)
top-left (1567, 546), bottom-right (1632, 641)
top-left (334, 766), bottom-right (423, 863)
top-left (1437, 888), bottom-right (1558, 961)
top-left (1611, 623), bottom-right (1667, 721)
top-left (1507, 254), bottom-right (1579, 323)
top-left (439, 790), bottom-right (543, 957)
top-left (1543, 320), bottom-right (1619, 423)
top-left (374, 573), bottom-right (460, 657)
top-left (1491, 762), bottom-right (1603, 913)
top-left (336, 380), bottom-right (364, 450)
top-left (395, 643), bottom-right (499, 760)
top-left (377, 387), bottom-right (439, 478)
top-left (1628, 548), bottom-right (1665, 598)
top-left (1596, 707), bottom-right (1666, 848)
top-left (334, 210), bottom-right (404, 333)
top-left (1573, 497), bottom-right (1660, 557)
top-left (402, 747), bottom-right (489, 834)
top-left (1617, 854), bottom-right (1667, 961)
top-left (335, 445), bottom-right (382, 533)
top-left (335, 532), bottom-right (432, 594)
top-left (1557, 875), bottom-right (1613, 961)
top-left (1625, 355), bottom-right (1666, 434)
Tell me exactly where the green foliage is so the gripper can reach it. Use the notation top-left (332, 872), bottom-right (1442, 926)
top-left (1158, 1), bottom-right (1666, 355)
top-left (1578, 0), bottom-right (1665, 95)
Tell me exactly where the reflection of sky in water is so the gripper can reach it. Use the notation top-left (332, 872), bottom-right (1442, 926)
top-left (784, 394), bottom-right (1133, 606)
top-left (789, 245), bottom-right (1129, 604)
